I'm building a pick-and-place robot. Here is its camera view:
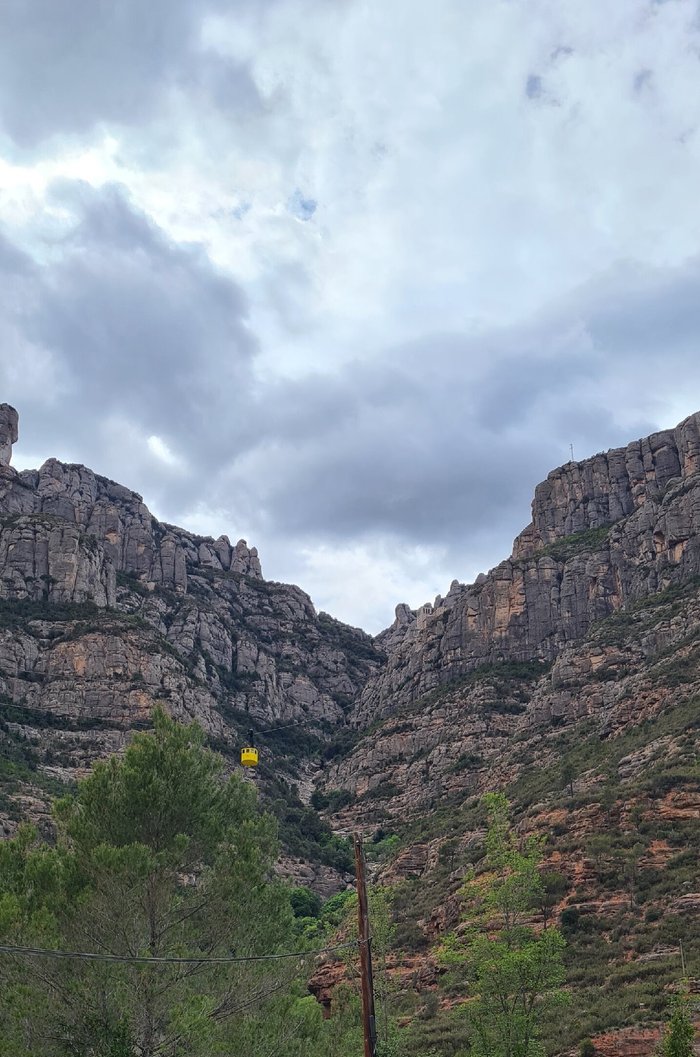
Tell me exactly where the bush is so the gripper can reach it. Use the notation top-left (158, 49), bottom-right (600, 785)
top-left (289, 887), bottom-right (322, 919)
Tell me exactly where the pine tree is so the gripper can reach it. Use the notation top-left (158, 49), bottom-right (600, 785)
top-left (0, 709), bottom-right (294, 1057)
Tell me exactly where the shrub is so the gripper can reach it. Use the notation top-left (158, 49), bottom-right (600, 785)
top-left (289, 887), bottom-right (322, 919)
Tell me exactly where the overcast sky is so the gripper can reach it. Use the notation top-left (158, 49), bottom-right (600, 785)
top-left (2, 0), bottom-right (700, 632)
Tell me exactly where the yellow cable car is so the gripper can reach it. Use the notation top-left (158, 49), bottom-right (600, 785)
top-left (240, 746), bottom-right (259, 767)
top-left (240, 730), bottom-right (259, 767)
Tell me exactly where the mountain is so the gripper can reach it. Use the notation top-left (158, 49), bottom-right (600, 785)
top-left (1, 401), bottom-right (699, 1055)
top-left (323, 411), bottom-right (700, 817)
top-left (314, 412), bottom-right (700, 1056)
top-left (0, 402), bottom-right (382, 889)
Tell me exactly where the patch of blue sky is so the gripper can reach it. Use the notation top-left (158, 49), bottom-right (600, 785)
top-left (287, 189), bottom-right (317, 221)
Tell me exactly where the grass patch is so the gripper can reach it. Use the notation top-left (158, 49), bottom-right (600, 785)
top-left (538, 524), bottom-right (613, 563)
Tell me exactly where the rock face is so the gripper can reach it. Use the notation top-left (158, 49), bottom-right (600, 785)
top-left (0, 515), bottom-right (115, 605)
top-left (514, 413), bottom-right (700, 556)
top-left (323, 578), bottom-right (700, 824)
top-left (0, 404), bottom-right (18, 466)
top-left (2, 405), bottom-right (700, 1047)
top-left (323, 412), bottom-right (700, 844)
top-left (311, 413), bottom-right (700, 1053)
top-left (0, 407), bottom-right (383, 835)
top-left (354, 412), bottom-right (700, 726)
top-left (1, 457), bottom-right (263, 592)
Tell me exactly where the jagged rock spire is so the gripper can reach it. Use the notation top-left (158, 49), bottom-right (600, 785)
top-left (0, 404), bottom-right (18, 466)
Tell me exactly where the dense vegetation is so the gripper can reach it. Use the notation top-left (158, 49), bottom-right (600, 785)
top-left (0, 713), bottom-right (371, 1057)
top-left (353, 690), bottom-right (700, 1057)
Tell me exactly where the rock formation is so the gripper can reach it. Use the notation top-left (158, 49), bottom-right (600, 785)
top-left (353, 412), bottom-right (700, 726)
top-left (0, 456), bottom-right (264, 592)
top-left (0, 404), bottom-right (18, 466)
top-left (308, 413), bottom-right (700, 1056)
top-left (2, 404), bottom-right (699, 1054)
top-left (0, 406), bottom-right (383, 835)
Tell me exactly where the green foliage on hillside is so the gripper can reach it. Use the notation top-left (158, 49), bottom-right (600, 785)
top-left (658, 991), bottom-right (695, 1057)
top-left (440, 794), bottom-right (567, 1057)
top-left (538, 524), bottom-right (612, 563)
top-left (339, 684), bottom-right (699, 1056)
top-left (0, 598), bottom-right (100, 628)
top-left (265, 772), bottom-right (353, 872)
top-left (0, 705), bottom-right (71, 816)
top-left (317, 611), bottom-right (385, 665)
top-left (0, 711), bottom-right (297, 1056)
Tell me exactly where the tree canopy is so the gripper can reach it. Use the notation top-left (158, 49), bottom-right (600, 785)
top-left (0, 709), bottom-right (295, 1057)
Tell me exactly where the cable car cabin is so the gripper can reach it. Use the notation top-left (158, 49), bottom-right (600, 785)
top-left (240, 746), bottom-right (259, 768)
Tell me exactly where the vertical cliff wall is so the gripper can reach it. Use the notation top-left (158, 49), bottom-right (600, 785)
top-left (354, 412), bottom-right (700, 725)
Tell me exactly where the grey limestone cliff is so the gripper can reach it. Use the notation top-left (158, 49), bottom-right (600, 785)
top-left (0, 406), bottom-right (382, 818)
top-left (0, 404), bottom-right (18, 467)
top-left (353, 412), bottom-right (700, 726)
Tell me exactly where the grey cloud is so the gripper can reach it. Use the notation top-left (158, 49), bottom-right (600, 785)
top-left (580, 263), bottom-right (700, 359)
top-left (0, 232), bottom-right (33, 276)
top-left (1, 180), bottom-right (257, 506)
top-left (223, 351), bottom-right (576, 549)
top-left (215, 260), bottom-right (700, 553)
top-left (0, 0), bottom-right (262, 148)
top-left (3, 191), bottom-right (700, 584)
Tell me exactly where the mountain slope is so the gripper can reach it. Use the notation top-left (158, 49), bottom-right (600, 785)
top-left (354, 412), bottom-right (700, 728)
top-left (0, 404), bottom-right (382, 884)
top-left (314, 414), bottom-right (700, 1056)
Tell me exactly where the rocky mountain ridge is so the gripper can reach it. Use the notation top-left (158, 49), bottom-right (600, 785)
top-left (0, 404), bottom-right (382, 879)
top-left (354, 411), bottom-right (700, 727)
top-left (312, 413), bottom-right (700, 1056)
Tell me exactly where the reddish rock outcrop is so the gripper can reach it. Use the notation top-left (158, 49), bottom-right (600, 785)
top-left (590, 1026), bottom-right (662, 1057)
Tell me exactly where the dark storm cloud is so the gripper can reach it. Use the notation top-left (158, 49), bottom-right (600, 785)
top-left (35, 181), bottom-right (256, 418)
top-left (0, 0), bottom-right (263, 148)
top-left (222, 340), bottom-right (586, 548)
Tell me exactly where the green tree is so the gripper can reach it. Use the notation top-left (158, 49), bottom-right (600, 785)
top-left (657, 991), bottom-right (695, 1057)
top-left (290, 886), bottom-right (322, 920)
top-left (438, 837), bottom-right (460, 872)
top-left (0, 709), bottom-right (295, 1057)
top-left (441, 793), bottom-right (567, 1057)
top-left (560, 761), bottom-right (576, 799)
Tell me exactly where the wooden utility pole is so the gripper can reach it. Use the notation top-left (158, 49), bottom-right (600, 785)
top-left (354, 833), bottom-right (377, 1057)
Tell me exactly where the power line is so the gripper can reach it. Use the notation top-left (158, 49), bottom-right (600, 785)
top-left (0, 937), bottom-right (361, 966)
